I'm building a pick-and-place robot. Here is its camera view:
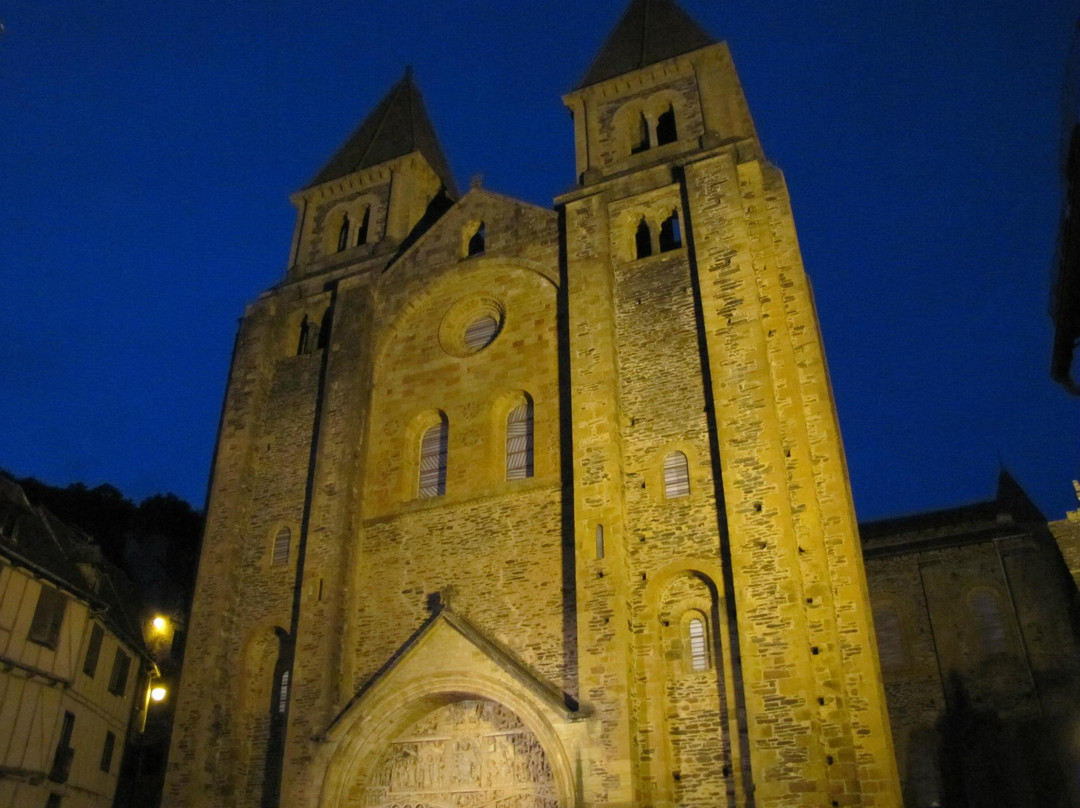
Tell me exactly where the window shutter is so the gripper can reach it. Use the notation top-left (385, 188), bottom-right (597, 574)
top-left (506, 400), bottom-right (534, 480)
top-left (83, 623), bottom-right (104, 677)
top-left (418, 421), bottom-right (448, 498)
top-left (29, 586), bottom-right (67, 649)
top-left (663, 452), bottom-right (690, 498)
top-left (108, 649), bottom-right (131, 696)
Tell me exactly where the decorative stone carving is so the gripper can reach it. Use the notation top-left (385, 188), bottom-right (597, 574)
top-left (356, 699), bottom-right (557, 808)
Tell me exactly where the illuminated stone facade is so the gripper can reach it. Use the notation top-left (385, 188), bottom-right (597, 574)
top-left (164, 2), bottom-right (903, 806)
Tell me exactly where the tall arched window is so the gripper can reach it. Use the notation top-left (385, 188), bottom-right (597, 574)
top-left (659, 210), bottom-right (682, 252)
top-left (418, 416), bottom-right (449, 498)
top-left (356, 207), bottom-right (371, 246)
top-left (656, 104), bottom-right (678, 145)
top-left (635, 217), bottom-right (652, 259)
top-left (337, 213), bottom-right (350, 252)
top-left (663, 451), bottom-right (690, 498)
top-left (687, 617), bottom-right (708, 671)
top-left (506, 397), bottom-right (534, 480)
top-left (969, 590), bottom-right (1007, 654)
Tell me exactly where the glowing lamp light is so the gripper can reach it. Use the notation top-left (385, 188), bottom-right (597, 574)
top-left (150, 686), bottom-right (168, 703)
top-left (151, 616), bottom-right (168, 632)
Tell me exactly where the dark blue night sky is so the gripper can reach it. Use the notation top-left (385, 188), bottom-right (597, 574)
top-left (1, 0), bottom-right (1077, 521)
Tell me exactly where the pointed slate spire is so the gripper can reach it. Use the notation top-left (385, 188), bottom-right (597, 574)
top-left (305, 67), bottom-right (458, 195)
top-left (577, 0), bottom-right (715, 89)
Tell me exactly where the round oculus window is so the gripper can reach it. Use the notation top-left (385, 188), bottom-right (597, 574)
top-left (439, 297), bottom-right (505, 357)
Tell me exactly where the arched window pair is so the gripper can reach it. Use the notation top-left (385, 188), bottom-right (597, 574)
top-left (634, 209), bottom-right (683, 259)
top-left (336, 206), bottom-right (372, 253)
top-left (416, 397), bottom-right (533, 498)
top-left (629, 104), bottom-right (679, 155)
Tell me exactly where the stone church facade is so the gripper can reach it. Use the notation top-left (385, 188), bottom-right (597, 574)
top-left (164, 2), bottom-right (903, 806)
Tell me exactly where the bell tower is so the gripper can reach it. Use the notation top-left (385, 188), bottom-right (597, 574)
top-left (558, 1), bottom-right (902, 805)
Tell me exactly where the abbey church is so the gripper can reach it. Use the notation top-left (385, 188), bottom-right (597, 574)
top-left (163, 2), bottom-right (976, 806)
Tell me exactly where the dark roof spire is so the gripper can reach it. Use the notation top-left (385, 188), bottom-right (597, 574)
top-left (305, 70), bottom-right (457, 195)
top-left (577, 0), bottom-right (715, 89)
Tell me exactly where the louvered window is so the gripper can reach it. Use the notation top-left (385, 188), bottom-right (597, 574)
top-left (29, 586), bottom-right (67, 649)
top-left (873, 606), bottom-right (906, 670)
top-left (418, 419), bottom-right (448, 498)
top-left (271, 527), bottom-right (291, 567)
top-left (464, 316), bottom-right (499, 352)
top-left (663, 452), bottom-right (690, 498)
top-left (506, 399), bottom-right (534, 480)
top-left (83, 623), bottom-right (104, 677)
top-left (688, 618), bottom-right (708, 671)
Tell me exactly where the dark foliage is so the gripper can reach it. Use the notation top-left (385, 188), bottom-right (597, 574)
top-left (3, 470), bottom-right (203, 613)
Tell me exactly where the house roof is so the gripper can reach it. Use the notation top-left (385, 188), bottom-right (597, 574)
top-left (304, 68), bottom-right (458, 196)
top-left (576, 0), bottom-right (715, 90)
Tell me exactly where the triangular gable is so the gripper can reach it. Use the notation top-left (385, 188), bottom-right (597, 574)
top-left (326, 607), bottom-right (577, 740)
top-left (381, 187), bottom-right (559, 285)
top-left (577, 0), bottom-right (715, 89)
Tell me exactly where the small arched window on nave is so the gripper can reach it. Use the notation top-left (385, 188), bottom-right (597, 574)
top-left (506, 397), bottom-right (534, 480)
top-left (418, 416), bottom-right (449, 498)
top-left (663, 451), bottom-right (690, 498)
top-left (687, 616), bottom-right (708, 671)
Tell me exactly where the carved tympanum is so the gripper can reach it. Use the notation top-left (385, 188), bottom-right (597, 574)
top-left (355, 699), bottom-right (557, 808)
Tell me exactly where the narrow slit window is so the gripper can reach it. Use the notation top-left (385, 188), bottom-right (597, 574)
top-left (688, 617), bottom-right (708, 671)
top-left (595, 524), bottom-right (605, 559)
top-left (659, 210), bottom-right (682, 252)
top-left (356, 206), bottom-right (370, 246)
top-left (271, 527), bottom-right (291, 567)
top-left (663, 452), bottom-right (690, 498)
top-left (632, 112), bottom-right (650, 154)
top-left (337, 213), bottom-right (350, 252)
top-left (278, 670), bottom-right (290, 714)
top-left (635, 217), bottom-right (652, 259)
top-left (656, 104), bottom-right (678, 145)
top-left (506, 398), bottom-right (534, 480)
top-left (418, 417), bottom-right (449, 498)
top-left (468, 222), bottom-right (486, 256)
